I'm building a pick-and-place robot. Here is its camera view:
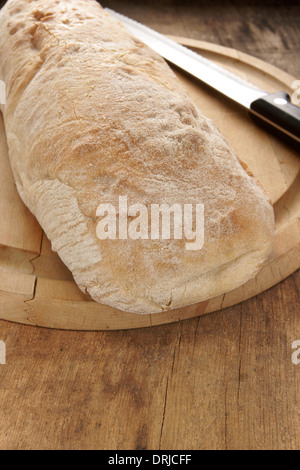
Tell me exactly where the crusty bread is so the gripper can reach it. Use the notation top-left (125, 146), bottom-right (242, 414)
top-left (0, 0), bottom-right (274, 314)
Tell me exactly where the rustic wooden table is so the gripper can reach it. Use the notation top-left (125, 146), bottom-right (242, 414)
top-left (0, 0), bottom-right (299, 450)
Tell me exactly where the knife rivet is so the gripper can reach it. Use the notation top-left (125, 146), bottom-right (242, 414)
top-left (274, 97), bottom-right (288, 105)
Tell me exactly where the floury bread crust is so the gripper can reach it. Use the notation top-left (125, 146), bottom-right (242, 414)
top-left (0, 0), bottom-right (274, 314)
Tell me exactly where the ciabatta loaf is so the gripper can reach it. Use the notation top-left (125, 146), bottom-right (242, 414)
top-left (0, 0), bottom-right (274, 314)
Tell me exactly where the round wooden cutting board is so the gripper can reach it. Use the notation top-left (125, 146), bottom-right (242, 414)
top-left (0, 38), bottom-right (299, 330)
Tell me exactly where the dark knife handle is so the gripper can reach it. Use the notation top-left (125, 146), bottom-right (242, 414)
top-left (250, 92), bottom-right (300, 151)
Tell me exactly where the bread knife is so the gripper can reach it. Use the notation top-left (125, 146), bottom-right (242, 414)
top-left (107, 9), bottom-right (300, 151)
